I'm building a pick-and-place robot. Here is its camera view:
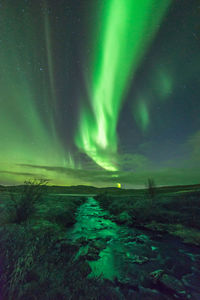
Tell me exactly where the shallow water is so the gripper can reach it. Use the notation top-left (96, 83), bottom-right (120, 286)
top-left (66, 197), bottom-right (200, 297)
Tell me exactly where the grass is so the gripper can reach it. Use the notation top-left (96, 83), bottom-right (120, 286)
top-left (0, 223), bottom-right (123, 299)
top-left (0, 180), bottom-right (96, 299)
top-left (1, 182), bottom-right (200, 298)
top-left (95, 189), bottom-right (200, 245)
top-left (0, 181), bottom-right (124, 299)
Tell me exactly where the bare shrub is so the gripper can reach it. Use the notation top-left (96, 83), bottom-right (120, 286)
top-left (146, 178), bottom-right (156, 200)
top-left (9, 179), bottom-right (48, 224)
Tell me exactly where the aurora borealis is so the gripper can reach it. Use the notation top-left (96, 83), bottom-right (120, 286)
top-left (75, 0), bottom-right (171, 172)
top-left (0, 0), bottom-right (200, 187)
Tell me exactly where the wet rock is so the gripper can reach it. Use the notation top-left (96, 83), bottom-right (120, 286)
top-left (189, 291), bottom-right (200, 300)
top-left (151, 233), bottom-right (163, 241)
top-left (134, 234), bottom-right (149, 244)
top-left (103, 214), bottom-right (116, 221)
top-left (151, 246), bottom-right (158, 251)
top-left (116, 211), bottom-right (132, 225)
top-left (91, 239), bottom-right (107, 251)
top-left (164, 255), bottom-right (192, 279)
top-left (159, 274), bottom-right (186, 296)
top-left (182, 273), bottom-right (200, 293)
top-left (125, 234), bottom-right (149, 245)
top-left (25, 270), bottom-right (39, 282)
top-left (173, 262), bottom-right (192, 278)
top-left (195, 254), bottom-right (200, 265)
top-left (54, 238), bottom-right (70, 247)
top-left (55, 240), bottom-right (78, 253)
top-left (138, 270), bottom-right (154, 289)
top-left (125, 234), bottom-right (138, 243)
top-left (105, 236), bottom-right (112, 242)
top-left (64, 197), bottom-right (198, 300)
top-left (76, 237), bottom-right (89, 245)
top-left (165, 257), bottom-right (175, 272)
top-left (98, 284), bottom-right (125, 300)
top-left (150, 269), bottom-right (164, 284)
top-left (85, 247), bottom-right (100, 261)
top-left (131, 254), bottom-right (149, 264)
top-left (149, 269), bottom-right (188, 297)
top-left (85, 253), bottom-right (100, 261)
top-left (115, 276), bottom-right (139, 291)
top-left (78, 261), bottom-right (92, 277)
top-left (145, 222), bottom-right (169, 233)
top-left (139, 286), bottom-right (169, 300)
top-left (174, 253), bottom-right (193, 278)
top-left (125, 289), bottom-right (139, 299)
top-left (75, 245), bottom-right (89, 260)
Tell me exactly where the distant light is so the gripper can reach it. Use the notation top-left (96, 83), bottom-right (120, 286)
top-left (117, 183), bottom-right (121, 188)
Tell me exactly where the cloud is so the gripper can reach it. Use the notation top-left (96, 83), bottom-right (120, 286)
top-left (18, 152), bottom-right (152, 185)
top-left (2, 142), bottom-right (200, 188)
top-left (17, 163), bottom-right (116, 185)
top-left (187, 130), bottom-right (200, 163)
top-left (118, 153), bottom-right (151, 171)
top-left (17, 160), bottom-right (200, 188)
top-left (0, 170), bottom-right (37, 177)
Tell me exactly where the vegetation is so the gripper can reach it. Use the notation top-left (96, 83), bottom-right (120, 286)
top-left (0, 223), bottom-right (122, 300)
top-left (9, 179), bottom-right (48, 224)
top-left (95, 187), bottom-right (200, 245)
top-left (0, 180), bottom-right (96, 299)
top-left (1, 181), bottom-right (200, 298)
top-left (146, 178), bottom-right (156, 200)
top-left (45, 196), bottom-right (85, 228)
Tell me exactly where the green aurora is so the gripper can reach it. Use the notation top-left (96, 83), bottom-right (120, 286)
top-left (0, 0), bottom-right (199, 188)
top-left (75, 0), bottom-right (171, 171)
top-left (0, 2), bottom-right (72, 185)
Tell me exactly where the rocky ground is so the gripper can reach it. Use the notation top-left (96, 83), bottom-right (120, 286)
top-left (66, 197), bottom-right (200, 299)
top-left (0, 189), bottom-right (200, 299)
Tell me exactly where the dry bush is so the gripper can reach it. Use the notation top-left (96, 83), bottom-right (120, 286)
top-left (9, 179), bottom-right (48, 224)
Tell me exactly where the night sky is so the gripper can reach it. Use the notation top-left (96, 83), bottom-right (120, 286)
top-left (0, 0), bottom-right (200, 188)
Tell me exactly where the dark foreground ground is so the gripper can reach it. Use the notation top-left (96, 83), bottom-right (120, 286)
top-left (0, 183), bottom-right (200, 299)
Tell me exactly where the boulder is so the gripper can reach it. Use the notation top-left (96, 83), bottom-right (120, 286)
top-left (116, 211), bottom-right (132, 225)
top-left (115, 276), bottom-right (139, 291)
top-left (131, 255), bottom-right (149, 264)
top-left (182, 273), bottom-right (200, 293)
top-left (78, 261), bottom-right (92, 277)
top-left (91, 239), bottom-right (107, 251)
top-left (139, 286), bottom-right (170, 300)
top-left (159, 274), bottom-right (186, 296)
top-left (150, 269), bottom-right (164, 284)
top-left (76, 237), bottom-right (89, 246)
top-left (134, 234), bottom-right (149, 244)
top-left (85, 247), bottom-right (100, 261)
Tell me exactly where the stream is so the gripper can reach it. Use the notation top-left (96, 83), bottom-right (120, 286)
top-left (66, 197), bottom-right (200, 299)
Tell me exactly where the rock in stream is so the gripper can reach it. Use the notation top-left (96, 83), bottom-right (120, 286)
top-left (66, 197), bottom-right (200, 299)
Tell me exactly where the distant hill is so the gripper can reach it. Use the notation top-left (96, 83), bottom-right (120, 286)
top-left (0, 185), bottom-right (5, 191)
top-left (2, 184), bottom-right (133, 195)
top-left (1, 183), bottom-right (200, 195)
